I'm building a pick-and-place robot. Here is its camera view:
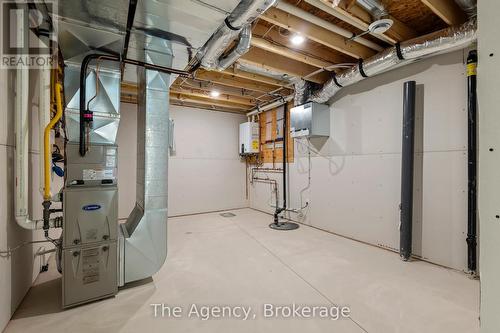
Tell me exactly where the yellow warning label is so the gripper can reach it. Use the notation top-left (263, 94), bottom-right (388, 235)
top-left (252, 140), bottom-right (259, 150)
top-left (467, 63), bottom-right (477, 77)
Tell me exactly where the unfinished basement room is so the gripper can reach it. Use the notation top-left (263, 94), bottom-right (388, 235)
top-left (1, 0), bottom-right (499, 332)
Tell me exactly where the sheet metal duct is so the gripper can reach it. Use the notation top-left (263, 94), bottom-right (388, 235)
top-left (196, 0), bottom-right (277, 71)
top-left (64, 61), bottom-right (122, 145)
top-left (119, 52), bottom-right (171, 285)
top-left (298, 19), bottom-right (477, 104)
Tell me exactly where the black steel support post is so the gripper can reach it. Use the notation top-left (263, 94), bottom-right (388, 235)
top-left (270, 102), bottom-right (299, 231)
top-left (466, 50), bottom-right (478, 274)
top-left (400, 80), bottom-right (416, 261)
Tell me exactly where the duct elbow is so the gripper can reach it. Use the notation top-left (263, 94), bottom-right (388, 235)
top-left (196, 0), bottom-right (276, 71)
top-left (15, 215), bottom-right (37, 230)
top-left (217, 25), bottom-right (252, 71)
top-left (15, 215), bottom-right (62, 230)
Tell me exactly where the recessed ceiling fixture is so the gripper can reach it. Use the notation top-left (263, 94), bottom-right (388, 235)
top-left (290, 34), bottom-right (305, 45)
top-left (368, 18), bottom-right (393, 34)
top-left (348, 18), bottom-right (394, 41)
top-left (210, 90), bottom-right (220, 98)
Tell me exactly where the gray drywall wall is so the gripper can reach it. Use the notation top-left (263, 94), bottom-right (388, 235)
top-left (478, 1), bottom-right (500, 331)
top-left (117, 103), bottom-right (247, 218)
top-left (250, 50), bottom-right (470, 271)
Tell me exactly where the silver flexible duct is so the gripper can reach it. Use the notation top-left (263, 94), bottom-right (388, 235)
top-left (197, 0), bottom-right (277, 70)
top-left (218, 25), bottom-right (252, 70)
top-left (356, 0), bottom-right (387, 19)
top-left (302, 19), bottom-right (476, 104)
top-left (454, 0), bottom-right (476, 17)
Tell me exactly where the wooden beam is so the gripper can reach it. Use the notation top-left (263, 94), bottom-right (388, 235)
top-left (170, 87), bottom-right (256, 106)
top-left (121, 81), bottom-right (274, 107)
top-left (261, 7), bottom-right (375, 59)
top-left (170, 100), bottom-right (246, 114)
top-left (241, 47), bottom-right (331, 83)
top-left (308, 0), bottom-right (417, 43)
top-left (421, 0), bottom-right (467, 26)
top-left (336, 0), bottom-right (417, 41)
top-left (195, 70), bottom-right (279, 93)
top-left (221, 67), bottom-right (287, 87)
top-left (251, 36), bottom-right (334, 69)
top-left (304, 0), bottom-right (395, 44)
top-left (253, 24), bottom-right (351, 63)
top-left (170, 92), bottom-right (248, 111)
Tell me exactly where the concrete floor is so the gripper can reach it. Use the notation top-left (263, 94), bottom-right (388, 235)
top-left (5, 209), bottom-right (479, 333)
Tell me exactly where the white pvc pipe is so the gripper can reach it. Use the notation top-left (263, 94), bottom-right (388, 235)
top-left (39, 65), bottom-right (50, 195)
top-left (14, 62), bottom-right (59, 230)
top-left (276, 1), bottom-right (384, 52)
top-left (14, 67), bottom-right (34, 229)
top-left (246, 95), bottom-right (293, 116)
top-left (12, 8), bottom-right (60, 230)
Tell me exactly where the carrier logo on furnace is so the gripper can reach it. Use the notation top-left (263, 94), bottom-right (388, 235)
top-left (82, 204), bottom-right (102, 211)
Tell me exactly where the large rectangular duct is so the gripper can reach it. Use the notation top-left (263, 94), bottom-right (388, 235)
top-left (119, 60), bottom-right (171, 285)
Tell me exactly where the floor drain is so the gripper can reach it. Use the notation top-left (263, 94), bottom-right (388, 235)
top-left (220, 212), bottom-right (236, 218)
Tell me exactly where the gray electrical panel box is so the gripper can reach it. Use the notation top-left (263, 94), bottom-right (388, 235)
top-left (290, 102), bottom-right (330, 138)
top-left (62, 143), bottom-right (118, 308)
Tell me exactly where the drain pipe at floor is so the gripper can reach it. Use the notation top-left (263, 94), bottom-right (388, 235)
top-left (466, 50), bottom-right (478, 274)
top-left (269, 101), bottom-right (299, 231)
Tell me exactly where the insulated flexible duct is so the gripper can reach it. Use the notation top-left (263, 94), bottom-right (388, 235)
top-left (298, 20), bottom-right (477, 104)
top-left (217, 25), bottom-right (252, 70)
top-left (196, 0), bottom-right (277, 71)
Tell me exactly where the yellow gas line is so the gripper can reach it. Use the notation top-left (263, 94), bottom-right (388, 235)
top-left (43, 82), bottom-right (63, 200)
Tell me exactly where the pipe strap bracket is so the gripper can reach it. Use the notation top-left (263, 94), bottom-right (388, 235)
top-left (358, 59), bottom-right (368, 78)
top-left (395, 42), bottom-right (405, 60)
top-left (224, 17), bottom-right (241, 31)
top-left (332, 73), bottom-right (343, 88)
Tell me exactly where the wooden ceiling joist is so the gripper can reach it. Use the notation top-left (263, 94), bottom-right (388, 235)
top-left (251, 36), bottom-right (334, 69)
top-left (338, 0), bottom-right (417, 41)
top-left (122, 81), bottom-right (262, 107)
top-left (421, 0), bottom-right (467, 26)
top-left (170, 87), bottom-right (256, 106)
top-left (241, 48), bottom-right (331, 83)
top-left (170, 100), bottom-right (247, 114)
top-left (221, 67), bottom-right (288, 87)
top-left (260, 7), bottom-right (376, 59)
top-left (172, 82), bottom-right (260, 100)
top-left (307, 0), bottom-right (417, 43)
top-left (252, 23), bottom-right (351, 65)
top-left (195, 70), bottom-right (279, 93)
top-left (170, 92), bottom-right (248, 111)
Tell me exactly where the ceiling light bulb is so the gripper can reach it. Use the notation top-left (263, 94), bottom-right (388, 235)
top-left (290, 34), bottom-right (305, 45)
top-left (210, 90), bottom-right (220, 97)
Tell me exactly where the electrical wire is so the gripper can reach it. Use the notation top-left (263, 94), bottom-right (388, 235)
top-left (0, 239), bottom-right (57, 258)
top-left (86, 58), bottom-right (101, 110)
